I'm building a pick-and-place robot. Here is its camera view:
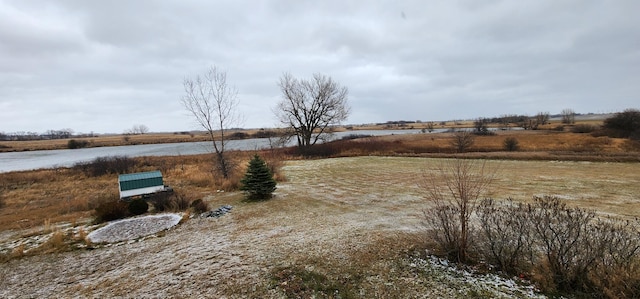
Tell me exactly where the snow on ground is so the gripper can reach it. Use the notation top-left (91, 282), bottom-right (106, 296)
top-left (87, 213), bottom-right (182, 243)
top-left (409, 255), bottom-right (546, 298)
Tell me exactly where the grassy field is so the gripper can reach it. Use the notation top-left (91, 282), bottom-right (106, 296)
top-left (1, 123), bottom-right (640, 297)
top-left (1, 154), bottom-right (640, 297)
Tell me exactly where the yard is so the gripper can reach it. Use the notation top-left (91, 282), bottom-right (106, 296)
top-left (2, 156), bottom-right (639, 297)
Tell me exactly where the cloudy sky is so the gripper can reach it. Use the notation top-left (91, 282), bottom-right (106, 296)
top-left (1, 0), bottom-right (638, 134)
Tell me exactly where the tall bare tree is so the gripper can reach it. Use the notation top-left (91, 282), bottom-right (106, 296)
top-left (181, 66), bottom-right (241, 179)
top-left (275, 73), bottom-right (350, 148)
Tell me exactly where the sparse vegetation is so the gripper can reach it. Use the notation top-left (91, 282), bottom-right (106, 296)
top-left (431, 193), bottom-right (640, 298)
top-left (561, 108), bottom-right (576, 124)
top-left (73, 155), bottom-right (137, 177)
top-left (450, 131), bottom-right (475, 153)
top-left (189, 198), bottom-right (209, 213)
top-left (473, 117), bottom-right (494, 135)
top-left (422, 159), bottom-right (497, 262)
top-left (67, 139), bottom-right (89, 149)
top-left (94, 200), bottom-right (130, 223)
top-left (148, 192), bottom-right (194, 212)
top-left (271, 266), bottom-right (356, 298)
top-left (572, 124), bottom-right (599, 133)
top-left (602, 108), bottom-right (640, 140)
top-left (503, 137), bottom-right (519, 151)
top-left (128, 198), bottom-right (149, 215)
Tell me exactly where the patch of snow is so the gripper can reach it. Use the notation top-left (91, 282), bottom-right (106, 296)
top-left (410, 255), bottom-right (547, 298)
top-left (87, 213), bottom-right (182, 244)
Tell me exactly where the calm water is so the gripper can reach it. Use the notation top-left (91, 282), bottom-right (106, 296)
top-left (0, 129), bottom-right (426, 172)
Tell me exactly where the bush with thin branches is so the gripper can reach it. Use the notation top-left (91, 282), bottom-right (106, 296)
top-left (476, 198), bottom-right (534, 274)
top-left (450, 131), bottom-right (475, 153)
top-left (422, 159), bottom-right (497, 262)
top-left (474, 196), bottom-right (640, 297)
top-left (503, 137), bottom-right (519, 151)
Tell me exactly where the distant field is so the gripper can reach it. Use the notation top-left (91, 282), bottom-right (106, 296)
top-left (0, 116), bottom-right (607, 152)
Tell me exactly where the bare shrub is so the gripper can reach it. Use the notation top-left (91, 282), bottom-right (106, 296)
top-left (94, 200), bottom-right (129, 223)
top-left (148, 192), bottom-right (172, 212)
top-left (503, 137), bottom-right (519, 151)
top-left (603, 108), bottom-right (640, 140)
top-left (589, 219), bottom-right (640, 298)
top-left (74, 156), bottom-right (137, 177)
top-left (422, 159), bottom-right (497, 262)
top-left (171, 193), bottom-right (193, 211)
top-left (423, 205), bottom-right (462, 260)
top-left (149, 192), bottom-right (193, 212)
top-left (67, 139), bottom-right (89, 149)
top-left (450, 131), bottom-right (475, 153)
top-left (529, 196), bottom-right (596, 292)
top-left (476, 198), bottom-right (534, 275)
top-left (561, 109), bottom-right (576, 124)
top-left (474, 196), bottom-right (640, 297)
top-left (190, 198), bottom-right (209, 213)
top-left (571, 124), bottom-right (599, 133)
top-left (473, 118), bottom-right (495, 136)
top-left (128, 199), bottom-right (148, 215)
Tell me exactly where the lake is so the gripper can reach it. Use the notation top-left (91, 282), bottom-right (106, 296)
top-left (0, 129), bottom-right (427, 172)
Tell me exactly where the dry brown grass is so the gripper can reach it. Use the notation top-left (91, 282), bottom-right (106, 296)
top-left (0, 132), bottom-right (208, 152)
top-left (0, 129), bottom-right (287, 152)
top-left (0, 152), bottom-right (262, 231)
top-left (0, 129), bottom-right (636, 232)
top-left (1, 155), bottom-right (639, 297)
top-left (392, 130), bottom-right (628, 154)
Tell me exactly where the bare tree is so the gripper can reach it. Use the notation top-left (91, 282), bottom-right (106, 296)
top-left (275, 73), bottom-right (350, 148)
top-left (451, 130), bottom-right (475, 153)
top-left (422, 159), bottom-right (498, 262)
top-left (473, 117), bottom-right (490, 135)
top-left (426, 121), bottom-right (435, 133)
top-left (125, 124), bottom-right (150, 135)
top-left (535, 111), bottom-right (550, 128)
top-left (561, 108), bottom-right (576, 124)
top-left (135, 124), bottom-right (149, 134)
top-left (181, 66), bottom-right (241, 179)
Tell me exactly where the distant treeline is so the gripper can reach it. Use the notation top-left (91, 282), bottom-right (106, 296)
top-left (0, 128), bottom-right (285, 142)
top-left (0, 129), bottom-right (97, 141)
top-left (381, 112), bottom-right (597, 127)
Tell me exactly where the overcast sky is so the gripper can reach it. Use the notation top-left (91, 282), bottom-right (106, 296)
top-left (1, 0), bottom-right (638, 134)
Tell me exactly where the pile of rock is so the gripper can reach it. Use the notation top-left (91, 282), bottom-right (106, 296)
top-left (200, 205), bottom-right (233, 218)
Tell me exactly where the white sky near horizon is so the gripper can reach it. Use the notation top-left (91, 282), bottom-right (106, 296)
top-left (1, 0), bottom-right (638, 134)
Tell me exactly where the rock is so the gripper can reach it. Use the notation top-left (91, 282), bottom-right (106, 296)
top-left (200, 205), bottom-right (233, 218)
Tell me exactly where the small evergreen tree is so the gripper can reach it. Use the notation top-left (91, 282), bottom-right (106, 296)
top-left (240, 155), bottom-right (277, 200)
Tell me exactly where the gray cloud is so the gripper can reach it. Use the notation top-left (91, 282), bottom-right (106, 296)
top-left (0, 0), bottom-right (638, 133)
